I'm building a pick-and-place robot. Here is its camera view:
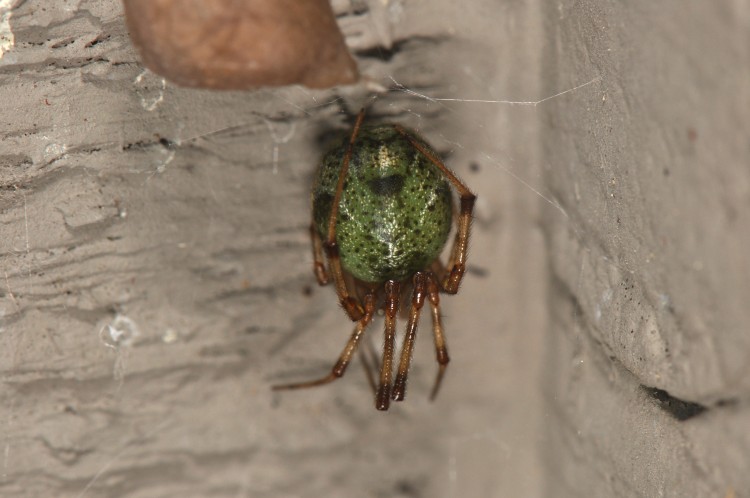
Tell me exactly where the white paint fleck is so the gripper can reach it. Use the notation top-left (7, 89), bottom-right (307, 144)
top-left (134, 70), bottom-right (166, 111)
top-left (263, 118), bottom-right (296, 175)
top-left (43, 141), bottom-right (68, 159)
top-left (162, 328), bottom-right (178, 344)
top-left (99, 314), bottom-right (141, 385)
top-left (658, 293), bottom-right (671, 309)
top-left (99, 314), bottom-right (140, 348)
top-left (0, 0), bottom-right (15, 60)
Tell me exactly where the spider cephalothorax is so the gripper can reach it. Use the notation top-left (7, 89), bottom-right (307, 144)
top-left (274, 110), bottom-right (476, 411)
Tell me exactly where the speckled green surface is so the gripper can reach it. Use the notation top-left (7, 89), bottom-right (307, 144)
top-left (313, 125), bottom-right (453, 283)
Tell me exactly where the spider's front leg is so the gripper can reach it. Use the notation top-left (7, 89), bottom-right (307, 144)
top-left (272, 292), bottom-right (376, 391)
top-left (310, 223), bottom-right (329, 285)
top-left (441, 193), bottom-right (476, 293)
top-left (312, 223), bottom-right (367, 322)
top-left (393, 124), bottom-right (476, 294)
top-left (323, 108), bottom-right (368, 322)
top-left (324, 241), bottom-right (366, 321)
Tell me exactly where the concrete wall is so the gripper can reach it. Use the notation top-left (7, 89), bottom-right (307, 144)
top-left (0, 1), bottom-right (545, 496)
top-left (541, 1), bottom-right (750, 496)
top-left (0, 0), bottom-right (747, 497)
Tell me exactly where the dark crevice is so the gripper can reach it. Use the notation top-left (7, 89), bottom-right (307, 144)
top-left (47, 56), bottom-right (110, 70)
top-left (354, 40), bottom-right (407, 62)
top-left (553, 274), bottom-right (711, 423)
top-left (353, 36), bottom-right (442, 62)
top-left (85, 33), bottom-right (111, 48)
top-left (715, 397), bottom-right (739, 408)
top-left (123, 136), bottom-right (175, 151)
top-left (334, 2), bottom-right (369, 18)
top-left (642, 386), bottom-right (707, 421)
top-left (50, 37), bottom-right (76, 49)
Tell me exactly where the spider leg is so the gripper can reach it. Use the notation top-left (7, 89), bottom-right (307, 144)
top-left (272, 292), bottom-right (376, 391)
top-left (310, 223), bottom-right (329, 285)
top-left (324, 109), bottom-right (368, 321)
top-left (392, 272), bottom-right (428, 402)
top-left (376, 280), bottom-right (401, 411)
top-left (426, 273), bottom-right (450, 401)
top-left (393, 125), bottom-right (476, 294)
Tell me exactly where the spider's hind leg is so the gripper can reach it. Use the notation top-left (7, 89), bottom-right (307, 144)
top-left (426, 272), bottom-right (450, 400)
top-left (272, 292), bottom-right (376, 391)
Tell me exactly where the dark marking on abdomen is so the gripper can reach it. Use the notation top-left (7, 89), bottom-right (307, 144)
top-left (368, 174), bottom-right (405, 196)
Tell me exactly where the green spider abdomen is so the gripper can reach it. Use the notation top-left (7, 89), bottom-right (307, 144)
top-left (313, 125), bottom-right (453, 284)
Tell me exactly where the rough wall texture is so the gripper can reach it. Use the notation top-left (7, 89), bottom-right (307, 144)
top-left (541, 1), bottom-right (750, 496)
top-left (1, 1), bottom-right (547, 497)
top-left (3, 0), bottom-right (747, 497)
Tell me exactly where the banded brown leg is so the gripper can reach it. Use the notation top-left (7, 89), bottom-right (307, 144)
top-left (426, 274), bottom-right (450, 400)
top-left (393, 124), bottom-right (476, 294)
top-left (392, 272), bottom-right (428, 402)
top-left (310, 223), bottom-right (329, 285)
top-left (324, 109), bottom-right (367, 321)
top-left (375, 280), bottom-right (400, 411)
top-left (272, 292), bottom-right (376, 391)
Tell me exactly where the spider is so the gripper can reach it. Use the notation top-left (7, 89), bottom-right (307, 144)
top-left (273, 109), bottom-right (476, 411)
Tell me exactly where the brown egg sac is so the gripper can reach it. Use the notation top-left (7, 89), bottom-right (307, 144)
top-left (122, 0), bottom-right (359, 89)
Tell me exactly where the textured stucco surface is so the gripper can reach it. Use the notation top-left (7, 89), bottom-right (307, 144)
top-left (541, 1), bottom-right (750, 496)
top-left (3, 0), bottom-right (748, 497)
top-left (0, 1), bottom-right (546, 497)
